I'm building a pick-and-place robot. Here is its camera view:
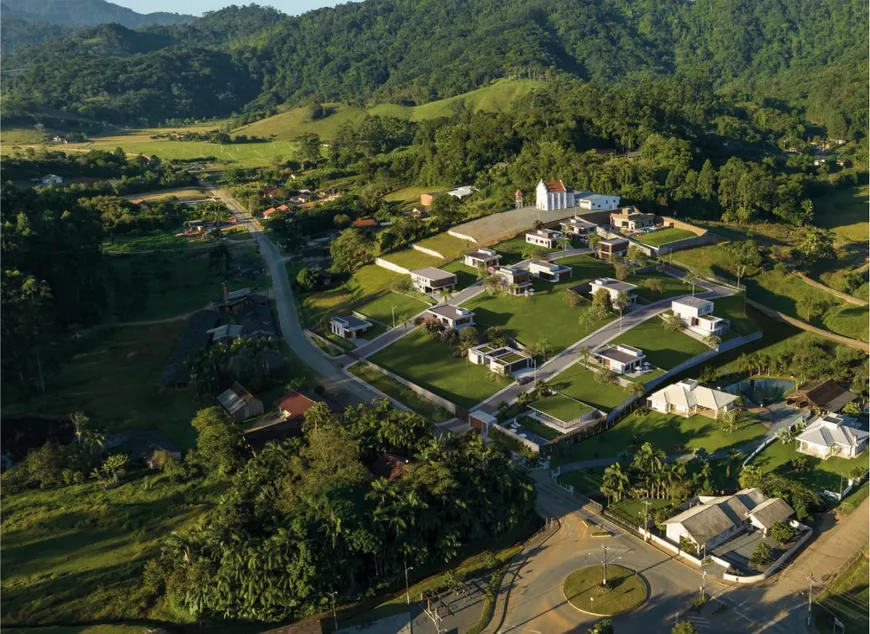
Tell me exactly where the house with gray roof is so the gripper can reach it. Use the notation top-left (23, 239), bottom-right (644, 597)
top-left (796, 413), bottom-right (869, 460)
top-left (330, 315), bottom-right (372, 340)
top-left (217, 382), bottom-right (264, 422)
top-left (595, 344), bottom-right (645, 374)
top-left (664, 488), bottom-right (794, 551)
top-left (426, 304), bottom-right (475, 330)
top-left (410, 267), bottom-right (457, 294)
top-left (463, 247), bottom-right (501, 269)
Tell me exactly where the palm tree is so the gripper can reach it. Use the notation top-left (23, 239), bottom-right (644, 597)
top-left (437, 287), bottom-right (452, 304)
top-left (613, 292), bottom-right (630, 333)
top-left (557, 235), bottom-right (572, 251)
top-left (602, 462), bottom-right (630, 503)
top-left (578, 345), bottom-right (592, 369)
top-left (70, 411), bottom-right (89, 447)
top-left (82, 429), bottom-right (106, 457)
top-left (578, 308), bottom-right (593, 337)
top-left (685, 273), bottom-right (700, 296)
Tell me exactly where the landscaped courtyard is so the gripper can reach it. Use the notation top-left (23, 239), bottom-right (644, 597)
top-left (530, 394), bottom-right (595, 425)
top-left (610, 316), bottom-right (710, 369)
top-left (369, 329), bottom-right (511, 409)
top-left (550, 410), bottom-right (767, 466)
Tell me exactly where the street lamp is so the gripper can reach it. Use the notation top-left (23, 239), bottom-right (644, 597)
top-left (327, 591), bottom-right (338, 631)
top-left (405, 563), bottom-right (414, 604)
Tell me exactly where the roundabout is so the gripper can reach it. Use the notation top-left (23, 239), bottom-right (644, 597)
top-left (562, 564), bottom-right (649, 616)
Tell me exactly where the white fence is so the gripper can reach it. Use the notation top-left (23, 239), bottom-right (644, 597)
top-left (411, 244), bottom-right (445, 259)
top-left (741, 411), bottom-right (812, 468)
top-left (447, 229), bottom-right (478, 243)
top-left (374, 257), bottom-right (410, 274)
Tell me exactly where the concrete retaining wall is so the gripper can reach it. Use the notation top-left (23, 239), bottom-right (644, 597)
top-left (374, 257), bottom-right (411, 275)
top-left (656, 234), bottom-right (711, 256)
top-left (364, 360), bottom-right (459, 415)
top-left (412, 244), bottom-right (445, 259)
top-left (447, 229), bottom-right (478, 243)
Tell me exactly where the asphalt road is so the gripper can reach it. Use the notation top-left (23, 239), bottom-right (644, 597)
top-left (210, 186), bottom-right (378, 404)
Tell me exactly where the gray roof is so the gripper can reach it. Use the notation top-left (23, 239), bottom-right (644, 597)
top-left (673, 296), bottom-right (712, 308)
top-left (748, 498), bottom-right (795, 529)
top-left (596, 346), bottom-right (642, 365)
top-left (239, 302), bottom-right (276, 337)
top-left (208, 324), bottom-right (244, 341)
top-left (411, 267), bottom-right (456, 282)
top-left (427, 304), bottom-right (472, 320)
top-left (665, 489), bottom-right (768, 544)
top-left (796, 414), bottom-right (869, 449)
top-left (217, 382), bottom-right (260, 414)
top-left (331, 314), bottom-right (371, 330)
top-left (466, 249), bottom-right (500, 260)
top-left (592, 278), bottom-right (637, 292)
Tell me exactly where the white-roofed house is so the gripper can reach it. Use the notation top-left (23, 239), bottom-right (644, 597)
top-left (426, 304), bottom-right (475, 330)
top-left (528, 260), bottom-right (572, 283)
top-left (410, 267), bottom-right (457, 294)
top-left (671, 297), bottom-right (730, 337)
top-left (493, 265), bottom-right (533, 295)
top-left (330, 315), bottom-right (372, 339)
top-left (463, 247), bottom-right (501, 269)
top-left (40, 174), bottom-right (63, 186)
top-left (575, 192), bottom-right (620, 211)
top-left (647, 379), bottom-right (738, 418)
top-left (525, 228), bottom-right (563, 249)
top-left (448, 185), bottom-right (476, 199)
top-left (795, 413), bottom-right (869, 460)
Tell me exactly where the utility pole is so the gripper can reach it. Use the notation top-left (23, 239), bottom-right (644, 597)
top-left (392, 305), bottom-right (396, 329)
top-left (642, 500), bottom-right (652, 541)
top-left (736, 264), bottom-right (747, 316)
top-left (839, 474), bottom-right (844, 500)
top-left (328, 591), bottom-right (338, 631)
top-left (807, 574), bottom-right (815, 626)
top-left (700, 569), bottom-right (707, 598)
top-left (601, 545), bottom-right (610, 586)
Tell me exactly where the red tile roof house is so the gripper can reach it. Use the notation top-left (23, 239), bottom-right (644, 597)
top-left (262, 207), bottom-right (279, 219)
top-left (261, 186), bottom-right (281, 199)
top-left (243, 391), bottom-right (328, 455)
top-left (353, 218), bottom-right (378, 229)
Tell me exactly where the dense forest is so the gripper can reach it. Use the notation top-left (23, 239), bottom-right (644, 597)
top-left (2, 0), bottom-right (867, 138)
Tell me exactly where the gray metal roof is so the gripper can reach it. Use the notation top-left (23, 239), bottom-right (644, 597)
top-left (331, 314), bottom-right (371, 330)
top-left (217, 382), bottom-right (258, 414)
top-left (427, 304), bottom-right (472, 320)
top-left (748, 498), bottom-right (795, 529)
top-left (597, 347), bottom-right (642, 365)
top-left (411, 267), bottom-right (456, 282)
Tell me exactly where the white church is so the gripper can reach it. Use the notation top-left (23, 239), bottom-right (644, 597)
top-left (535, 179), bottom-right (620, 212)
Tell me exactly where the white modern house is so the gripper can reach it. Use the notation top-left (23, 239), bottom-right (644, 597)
top-left (795, 413), bottom-right (869, 460)
top-left (560, 215), bottom-right (599, 238)
top-left (468, 342), bottom-right (532, 375)
top-left (576, 192), bottom-right (620, 211)
top-left (447, 185), bottom-right (476, 199)
top-left (671, 297), bottom-right (730, 337)
top-left (493, 265), bottom-right (533, 294)
top-left (410, 267), bottom-right (457, 294)
top-left (594, 344), bottom-right (646, 374)
top-left (426, 304), bottom-right (475, 330)
top-left (528, 260), bottom-right (572, 283)
top-left (330, 315), bottom-right (373, 339)
top-left (536, 180), bottom-right (575, 210)
top-left (610, 208), bottom-right (655, 231)
top-left (40, 174), bottom-right (63, 186)
top-left (463, 247), bottom-right (501, 269)
top-left (525, 228), bottom-right (563, 248)
top-left (589, 278), bottom-right (638, 304)
top-left (663, 488), bottom-right (795, 552)
top-left (647, 379), bottom-right (738, 418)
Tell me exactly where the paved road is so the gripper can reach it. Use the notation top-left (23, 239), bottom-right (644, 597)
top-left (210, 186), bottom-right (378, 403)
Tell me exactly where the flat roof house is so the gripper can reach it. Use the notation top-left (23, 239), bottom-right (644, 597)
top-left (525, 228), bottom-right (563, 249)
top-left (217, 382), bottom-right (265, 422)
top-left (536, 180), bottom-right (575, 211)
top-left (796, 413), bottom-right (869, 460)
top-left (786, 379), bottom-right (858, 413)
top-left (589, 277), bottom-right (638, 304)
top-left (648, 379), bottom-right (738, 418)
top-left (330, 315), bottom-right (372, 340)
top-left (595, 344), bottom-right (645, 375)
top-left (664, 488), bottom-right (794, 551)
top-left (463, 247), bottom-right (501, 269)
top-left (598, 237), bottom-right (629, 260)
top-left (426, 304), bottom-right (475, 330)
top-left (560, 216), bottom-right (598, 237)
top-left (672, 297), bottom-right (729, 337)
top-left (410, 267), bottom-right (457, 294)
top-left (448, 185), bottom-right (475, 199)
top-left (576, 192), bottom-right (620, 211)
top-left (528, 260), bottom-right (572, 283)
top-left (610, 208), bottom-right (655, 231)
top-left (493, 265), bottom-right (533, 294)
top-left (468, 342), bottom-right (531, 376)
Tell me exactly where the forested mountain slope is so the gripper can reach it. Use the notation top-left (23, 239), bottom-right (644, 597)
top-left (2, 0), bottom-right (866, 137)
top-left (3, 0), bottom-right (194, 28)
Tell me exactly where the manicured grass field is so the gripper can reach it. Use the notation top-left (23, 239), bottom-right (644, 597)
top-left (441, 258), bottom-right (479, 290)
top-left (357, 291), bottom-right (430, 326)
top-left (549, 364), bottom-right (630, 411)
top-left (751, 438), bottom-right (866, 492)
top-left (349, 362), bottom-right (452, 423)
top-left (380, 248), bottom-right (442, 271)
top-left (670, 244), bottom-right (737, 280)
top-left (608, 497), bottom-right (673, 526)
top-left (813, 184), bottom-right (869, 245)
top-left (490, 235), bottom-right (559, 265)
top-left (712, 293), bottom-right (756, 336)
top-left (550, 410), bottom-right (766, 467)
top-left (383, 185), bottom-right (445, 204)
top-left (1, 472), bottom-right (221, 628)
top-left (369, 329), bottom-right (511, 408)
top-left (415, 233), bottom-right (473, 260)
top-left (814, 549), bottom-right (869, 633)
top-left (610, 317), bottom-right (710, 370)
top-left (563, 565), bottom-right (648, 615)
top-left (837, 481), bottom-right (869, 515)
top-left (530, 394), bottom-right (594, 424)
top-left (635, 228), bottom-right (697, 247)
top-left (559, 468), bottom-right (606, 496)
top-left (629, 271), bottom-right (691, 303)
top-left (301, 264), bottom-right (403, 325)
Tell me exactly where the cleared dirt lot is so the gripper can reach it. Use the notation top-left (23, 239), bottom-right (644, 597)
top-left (450, 205), bottom-right (607, 244)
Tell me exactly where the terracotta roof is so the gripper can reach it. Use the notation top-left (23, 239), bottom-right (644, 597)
top-left (263, 207), bottom-right (277, 216)
top-left (544, 180), bottom-right (566, 193)
top-left (277, 204), bottom-right (290, 212)
top-left (277, 391), bottom-right (321, 420)
top-left (353, 218), bottom-right (378, 228)
top-left (515, 189), bottom-right (523, 196)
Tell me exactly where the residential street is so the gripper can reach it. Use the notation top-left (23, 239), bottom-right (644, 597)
top-left (211, 186), bottom-right (378, 403)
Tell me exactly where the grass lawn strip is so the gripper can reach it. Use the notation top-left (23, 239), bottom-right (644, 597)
top-left (380, 248), bottom-right (442, 271)
top-left (813, 184), bottom-right (869, 245)
top-left (611, 316), bottom-right (709, 370)
top-left (814, 549), bottom-right (869, 633)
top-left (301, 264), bottom-right (403, 325)
top-left (563, 565), bottom-right (648, 615)
top-left (415, 233), bottom-right (473, 260)
top-left (550, 410), bottom-right (766, 467)
top-left (442, 258), bottom-right (479, 290)
top-left (531, 394), bottom-right (593, 424)
top-left (751, 438), bottom-right (865, 492)
top-left (608, 498), bottom-right (673, 526)
top-left (349, 362), bottom-right (452, 423)
top-left (369, 329), bottom-right (510, 409)
top-left (629, 271), bottom-right (691, 303)
top-left (551, 364), bottom-right (629, 411)
top-left (635, 228), bottom-right (697, 247)
top-left (559, 468), bottom-right (606, 496)
top-left (836, 481), bottom-right (869, 515)
top-left (357, 291), bottom-right (430, 327)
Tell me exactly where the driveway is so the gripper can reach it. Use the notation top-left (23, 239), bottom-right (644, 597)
top-left (210, 186), bottom-right (378, 404)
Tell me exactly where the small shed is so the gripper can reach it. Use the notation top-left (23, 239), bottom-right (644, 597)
top-left (217, 382), bottom-right (265, 421)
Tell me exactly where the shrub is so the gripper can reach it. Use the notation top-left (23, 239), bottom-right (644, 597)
top-left (749, 541), bottom-right (773, 568)
top-left (769, 521), bottom-right (797, 545)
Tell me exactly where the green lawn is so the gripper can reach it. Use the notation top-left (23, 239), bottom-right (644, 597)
top-left (629, 271), bottom-right (691, 303)
top-left (550, 253), bottom-right (613, 280)
top-left (549, 364), bottom-right (630, 411)
top-left (813, 184), bottom-right (869, 245)
top-left (491, 235), bottom-right (559, 265)
top-left (550, 410), bottom-right (766, 466)
top-left (751, 439), bottom-right (866, 492)
top-left (441, 258), bottom-right (479, 290)
top-left (349, 362), bottom-right (452, 423)
top-left (302, 264), bottom-right (403, 325)
top-left (635, 228), bottom-right (697, 247)
top-left (814, 550), bottom-right (869, 633)
top-left (369, 329), bottom-right (511, 409)
top-left (516, 415), bottom-right (564, 440)
top-left (530, 394), bottom-right (594, 424)
top-left (1, 474), bottom-right (222, 627)
top-left (670, 244), bottom-right (738, 280)
top-left (383, 185), bottom-right (445, 204)
top-left (415, 233), bottom-right (473, 260)
top-left (559, 468), bottom-right (606, 496)
top-left (357, 291), bottom-right (430, 327)
top-left (837, 481), bottom-right (869, 515)
top-left (107, 248), bottom-right (268, 322)
top-left (712, 293), bottom-right (757, 336)
top-left (608, 498), bottom-right (673, 526)
top-left (563, 565), bottom-right (648, 615)
top-left (380, 248), bottom-right (442, 271)
top-left (626, 368), bottom-right (667, 384)
top-left (611, 317), bottom-right (710, 370)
